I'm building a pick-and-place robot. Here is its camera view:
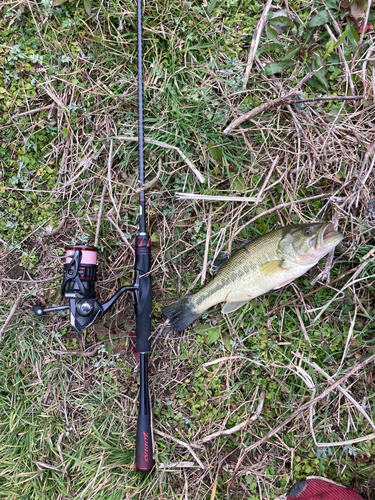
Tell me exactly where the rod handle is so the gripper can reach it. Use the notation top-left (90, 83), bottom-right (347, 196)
top-left (135, 412), bottom-right (155, 471)
top-left (135, 235), bottom-right (152, 353)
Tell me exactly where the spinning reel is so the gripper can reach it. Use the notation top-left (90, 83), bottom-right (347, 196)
top-left (32, 244), bottom-right (140, 332)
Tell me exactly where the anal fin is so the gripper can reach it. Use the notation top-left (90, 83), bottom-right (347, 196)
top-left (222, 300), bottom-right (249, 314)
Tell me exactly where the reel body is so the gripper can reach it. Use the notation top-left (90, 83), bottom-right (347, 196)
top-left (33, 245), bottom-right (138, 331)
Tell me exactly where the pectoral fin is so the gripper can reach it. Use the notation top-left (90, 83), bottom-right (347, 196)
top-left (222, 300), bottom-right (249, 314)
top-left (260, 260), bottom-right (284, 275)
top-left (273, 278), bottom-right (294, 290)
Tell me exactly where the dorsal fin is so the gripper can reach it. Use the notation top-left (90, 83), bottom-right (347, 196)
top-left (209, 240), bottom-right (251, 275)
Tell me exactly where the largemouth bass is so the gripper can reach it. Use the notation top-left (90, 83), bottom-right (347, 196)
top-left (162, 223), bottom-right (343, 331)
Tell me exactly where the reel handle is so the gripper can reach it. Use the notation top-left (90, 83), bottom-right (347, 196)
top-left (32, 305), bottom-right (70, 316)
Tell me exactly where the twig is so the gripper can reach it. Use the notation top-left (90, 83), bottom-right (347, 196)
top-left (154, 429), bottom-right (205, 469)
top-left (286, 103), bottom-right (318, 156)
top-left (134, 157), bottom-right (162, 193)
top-left (154, 429), bottom-right (203, 450)
top-left (256, 155), bottom-right (279, 203)
top-left (203, 356), bottom-right (290, 394)
top-left (311, 214), bottom-right (340, 285)
top-left (1, 276), bottom-right (60, 283)
top-left (224, 69), bottom-right (320, 134)
top-left (268, 254), bottom-right (374, 316)
top-left (350, 0), bottom-right (373, 72)
top-left (361, 140), bottom-right (375, 177)
top-left (11, 104), bottom-right (54, 119)
top-left (284, 360), bottom-right (316, 450)
top-left (243, 0), bottom-right (273, 90)
top-left (195, 391), bottom-right (266, 444)
top-left (294, 352), bottom-right (375, 445)
top-left (115, 136), bottom-right (205, 183)
top-left (59, 149), bottom-right (102, 191)
top-left (51, 347), bottom-right (99, 357)
top-left (201, 209), bottom-right (213, 285)
top-left (233, 193), bottom-right (328, 239)
top-left (40, 215), bottom-right (66, 238)
top-left (233, 351), bottom-right (375, 474)
top-left (107, 139), bottom-right (121, 221)
top-left (185, 269), bottom-right (204, 295)
top-left (352, 141), bottom-right (375, 208)
top-left (311, 248), bottom-right (335, 286)
top-left (362, 43), bottom-right (375, 88)
top-left (0, 293), bottom-right (23, 340)
top-left (324, 23), bottom-right (356, 98)
top-left (312, 258), bottom-right (375, 322)
top-left (357, 145), bottom-right (375, 187)
top-left (159, 461), bottom-right (200, 469)
top-left (106, 215), bottom-right (135, 255)
top-left (177, 193), bottom-right (256, 202)
top-left (292, 95), bottom-right (364, 104)
top-left (94, 184), bottom-right (107, 247)
top-left (199, 421), bottom-right (249, 445)
top-left (35, 461), bottom-right (61, 471)
top-left (294, 307), bottom-right (311, 345)
top-left (336, 306), bottom-right (357, 376)
top-left (311, 432), bottom-right (375, 448)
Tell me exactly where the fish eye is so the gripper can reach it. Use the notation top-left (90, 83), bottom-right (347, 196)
top-left (304, 228), bottom-right (312, 237)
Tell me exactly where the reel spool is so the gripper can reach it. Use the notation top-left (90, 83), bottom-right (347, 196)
top-left (32, 244), bottom-right (137, 332)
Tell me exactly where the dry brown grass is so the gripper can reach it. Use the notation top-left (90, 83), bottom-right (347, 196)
top-left (1, 0), bottom-right (375, 498)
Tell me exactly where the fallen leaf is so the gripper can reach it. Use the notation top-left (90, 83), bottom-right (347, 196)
top-left (206, 327), bottom-right (220, 344)
top-left (358, 24), bottom-right (373, 33)
top-left (208, 141), bottom-right (223, 165)
top-left (52, 0), bottom-right (70, 5)
top-left (112, 340), bottom-right (128, 355)
top-left (350, 0), bottom-right (367, 19)
top-left (93, 323), bottom-right (109, 338)
top-left (83, 0), bottom-right (92, 15)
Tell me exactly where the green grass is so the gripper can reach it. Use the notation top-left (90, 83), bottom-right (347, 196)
top-left (1, 0), bottom-right (375, 498)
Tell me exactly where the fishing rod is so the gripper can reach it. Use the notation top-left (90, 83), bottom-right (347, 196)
top-left (134, 0), bottom-right (155, 472)
top-left (32, 0), bottom-right (155, 472)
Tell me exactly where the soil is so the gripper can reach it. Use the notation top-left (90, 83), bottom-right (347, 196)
top-left (2, 252), bottom-right (24, 279)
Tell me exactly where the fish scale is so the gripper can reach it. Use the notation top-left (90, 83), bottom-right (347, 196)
top-left (162, 223), bottom-right (343, 332)
top-left (192, 228), bottom-right (283, 311)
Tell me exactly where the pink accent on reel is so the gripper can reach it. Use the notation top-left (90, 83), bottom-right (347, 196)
top-left (65, 245), bottom-right (98, 265)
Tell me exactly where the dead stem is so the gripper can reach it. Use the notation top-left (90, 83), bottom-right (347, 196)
top-left (242, 0), bottom-right (273, 90)
top-left (224, 69), bottom-right (320, 134)
top-left (0, 292), bottom-right (23, 340)
top-left (233, 351), bottom-right (375, 475)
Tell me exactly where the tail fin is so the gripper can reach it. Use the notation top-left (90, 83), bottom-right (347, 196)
top-left (162, 296), bottom-right (201, 332)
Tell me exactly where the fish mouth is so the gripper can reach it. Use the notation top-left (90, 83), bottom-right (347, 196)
top-left (318, 223), bottom-right (344, 249)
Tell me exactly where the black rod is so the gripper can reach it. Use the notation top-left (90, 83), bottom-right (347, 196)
top-left (137, 0), bottom-right (146, 235)
top-left (134, 0), bottom-right (155, 472)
